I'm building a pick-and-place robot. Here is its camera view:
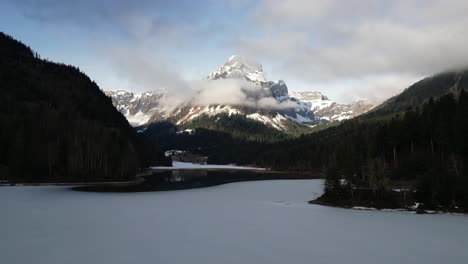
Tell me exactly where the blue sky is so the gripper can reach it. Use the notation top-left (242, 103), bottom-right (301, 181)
top-left (2, 0), bottom-right (468, 103)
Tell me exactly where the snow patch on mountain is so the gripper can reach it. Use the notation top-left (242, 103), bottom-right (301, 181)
top-left (207, 55), bottom-right (266, 84)
top-left (126, 110), bottom-right (152, 126)
top-left (176, 105), bottom-right (241, 124)
top-left (246, 113), bottom-right (287, 130)
top-left (105, 89), bottom-right (168, 126)
top-left (105, 55), bottom-right (374, 129)
top-left (289, 91), bottom-right (374, 122)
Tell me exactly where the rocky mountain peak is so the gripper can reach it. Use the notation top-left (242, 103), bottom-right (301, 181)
top-left (268, 80), bottom-right (289, 101)
top-left (208, 55), bottom-right (266, 84)
top-left (105, 55), bottom-right (375, 128)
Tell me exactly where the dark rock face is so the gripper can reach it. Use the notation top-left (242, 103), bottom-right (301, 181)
top-left (268, 80), bottom-right (289, 101)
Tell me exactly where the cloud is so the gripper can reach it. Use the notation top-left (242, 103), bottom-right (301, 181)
top-left (103, 45), bottom-right (301, 111)
top-left (105, 47), bottom-right (302, 111)
top-left (190, 79), bottom-right (258, 106)
top-left (8, 0), bottom-right (468, 103)
top-left (8, 0), bottom-right (258, 103)
top-left (239, 0), bottom-right (468, 100)
top-left (8, 0), bottom-right (199, 46)
top-left (254, 0), bottom-right (338, 29)
top-left (245, 0), bottom-right (468, 80)
top-left (337, 74), bottom-right (419, 103)
top-left (7, 0), bottom-right (150, 29)
top-left (102, 44), bottom-right (298, 112)
top-left (186, 79), bottom-right (306, 110)
top-left (107, 46), bottom-right (189, 92)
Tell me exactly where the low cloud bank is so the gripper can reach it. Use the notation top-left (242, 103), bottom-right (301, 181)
top-left (162, 79), bottom-right (305, 112)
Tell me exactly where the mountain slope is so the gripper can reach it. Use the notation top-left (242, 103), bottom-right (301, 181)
top-left (104, 89), bottom-right (169, 126)
top-left (249, 68), bottom-right (468, 210)
top-left (140, 118), bottom-right (284, 165)
top-left (262, 91), bottom-right (468, 210)
top-left (367, 69), bottom-right (468, 118)
top-left (259, 67), bottom-right (468, 170)
top-left (106, 55), bottom-right (374, 129)
top-left (208, 55), bottom-right (266, 84)
top-left (0, 32), bottom-right (168, 182)
top-left (289, 91), bottom-right (375, 121)
top-left (106, 55), bottom-right (316, 130)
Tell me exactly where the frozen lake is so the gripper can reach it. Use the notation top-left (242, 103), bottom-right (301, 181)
top-left (2, 180), bottom-right (468, 264)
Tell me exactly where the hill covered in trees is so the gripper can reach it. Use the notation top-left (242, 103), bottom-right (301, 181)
top-left (366, 69), bottom-right (468, 119)
top-left (258, 79), bottom-right (468, 210)
top-left (0, 32), bottom-right (169, 182)
top-left (141, 109), bottom-right (326, 165)
top-left (141, 115), bottom-right (285, 165)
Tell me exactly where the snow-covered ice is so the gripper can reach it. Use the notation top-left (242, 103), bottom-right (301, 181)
top-left (2, 180), bottom-right (468, 264)
top-left (152, 161), bottom-right (266, 170)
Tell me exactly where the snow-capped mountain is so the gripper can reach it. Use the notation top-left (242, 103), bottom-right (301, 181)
top-left (104, 89), bottom-right (169, 126)
top-left (106, 55), bottom-right (315, 129)
top-left (208, 55), bottom-right (266, 84)
top-left (105, 55), bottom-right (373, 129)
top-left (207, 55), bottom-right (290, 102)
top-left (289, 91), bottom-right (375, 121)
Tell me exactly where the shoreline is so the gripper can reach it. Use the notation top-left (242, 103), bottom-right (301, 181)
top-left (73, 170), bottom-right (322, 192)
top-left (309, 196), bottom-right (468, 215)
top-left (0, 175), bottom-right (146, 187)
top-left (0, 167), bottom-right (321, 187)
top-left (151, 161), bottom-right (268, 171)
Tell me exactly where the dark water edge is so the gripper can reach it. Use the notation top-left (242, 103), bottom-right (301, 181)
top-left (72, 170), bottom-right (321, 192)
top-left (309, 191), bottom-right (468, 215)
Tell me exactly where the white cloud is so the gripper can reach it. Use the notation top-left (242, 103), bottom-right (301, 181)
top-left (106, 46), bottom-right (190, 93)
top-left (188, 79), bottom-right (306, 110)
top-left (239, 0), bottom-right (468, 101)
top-left (10, 0), bottom-right (468, 103)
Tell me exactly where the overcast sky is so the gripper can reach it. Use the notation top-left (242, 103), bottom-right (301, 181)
top-left (1, 0), bottom-right (468, 103)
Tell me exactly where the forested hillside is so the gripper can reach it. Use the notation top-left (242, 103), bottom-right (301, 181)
top-left (0, 32), bottom-right (169, 182)
top-left (142, 111), bottom-right (325, 165)
top-left (178, 114), bottom-right (287, 142)
top-left (260, 91), bottom-right (468, 209)
top-left (142, 116), bottom-right (279, 165)
top-left (366, 69), bottom-right (468, 118)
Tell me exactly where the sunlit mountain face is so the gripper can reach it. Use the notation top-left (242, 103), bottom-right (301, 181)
top-left (106, 55), bottom-right (374, 129)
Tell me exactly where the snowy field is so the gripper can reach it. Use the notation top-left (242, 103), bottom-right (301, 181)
top-left (151, 161), bottom-right (266, 170)
top-left (2, 179), bottom-right (468, 264)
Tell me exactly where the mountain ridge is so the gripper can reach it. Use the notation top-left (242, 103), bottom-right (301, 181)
top-left (365, 68), bottom-right (468, 119)
top-left (105, 55), bottom-right (374, 129)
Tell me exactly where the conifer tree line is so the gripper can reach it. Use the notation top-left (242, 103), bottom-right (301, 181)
top-left (142, 112), bottom-right (323, 165)
top-left (142, 119), bottom-right (272, 165)
top-left (260, 91), bottom-right (468, 208)
top-left (0, 32), bottom-right (170, 182)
